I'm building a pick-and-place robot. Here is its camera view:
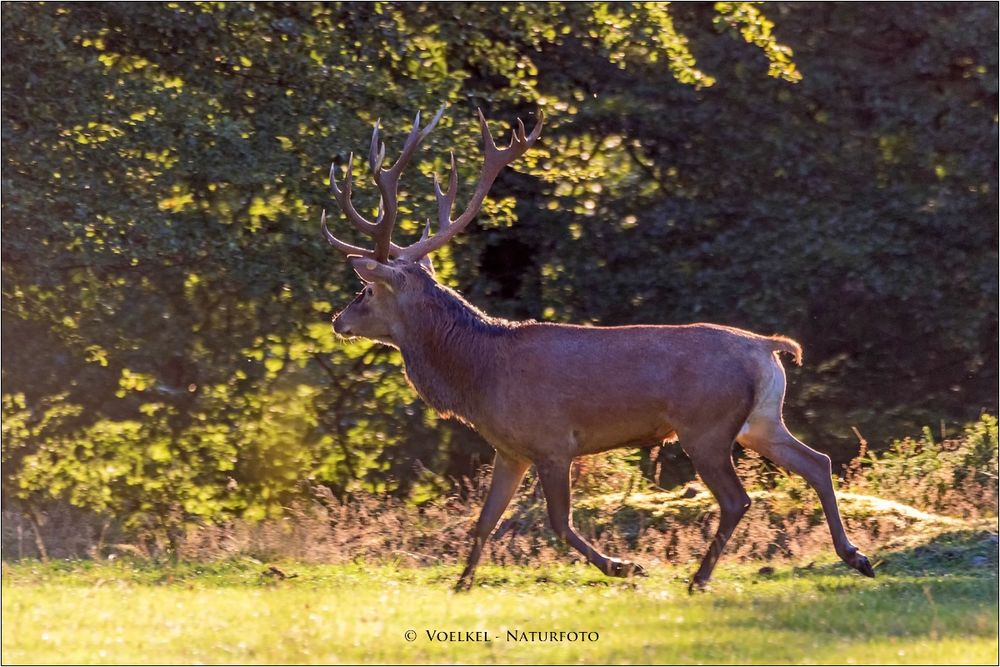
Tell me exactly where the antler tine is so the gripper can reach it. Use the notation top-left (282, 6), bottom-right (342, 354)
top-left (328, 154), bottom-right (378, 235)
top-left (521, 112), bottom-right (543, 145)
top-left (389, 105), bottom-right (446, 177)
top-left (433, 151), bottom-right (459, 230)
top-left (395, 110), bottom-right (423, 173)
top-left (320, 209), bottom-right (375, 258)
top-left (324, 107), bottom-right (446, 264)
top-left (514, 118), bottom-right (526, 144)
top-left (368, 104), bottom-right (446, 261)
top-left (368, 119), bottom-right (386, 175)
top-left (328, 155), bottom-right (348, 198)
top-left (477, 108), bottom-right (499, 152)
top-left (396, 108), bottom-right (544, 261)
top-left (475, 108), bottom-right (542, 183)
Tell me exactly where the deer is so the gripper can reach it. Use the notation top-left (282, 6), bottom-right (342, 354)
top-left (320, 105), bottom-right (876, 592)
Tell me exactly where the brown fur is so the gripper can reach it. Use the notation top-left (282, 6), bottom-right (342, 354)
top-left (324, 107), bottom-right (871, 589)
top-left (333, 259), bottom-right (874, 590)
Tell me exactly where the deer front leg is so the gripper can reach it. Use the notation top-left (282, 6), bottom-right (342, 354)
top-left (455, 451), bottom-right (530, 592)
top-left (536, 459), bottom-right (646, 578)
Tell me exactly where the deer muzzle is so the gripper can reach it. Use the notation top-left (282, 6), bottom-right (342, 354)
top-left (332, 315), bottom-right (352, 336)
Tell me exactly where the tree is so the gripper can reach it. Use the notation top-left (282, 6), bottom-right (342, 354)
top-left (2, 3), bottom-right (996, 542)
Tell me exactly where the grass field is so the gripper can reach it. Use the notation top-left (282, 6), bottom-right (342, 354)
top-left (3, 531), bottom-right (997, 665)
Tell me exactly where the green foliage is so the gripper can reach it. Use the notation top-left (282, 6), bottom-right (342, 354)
top-left (2, 2), bottom-right (997, 536)
top-left (713, 2), bottom-right (801, 82)
top-left (845, 414), bottom-right (998, 515)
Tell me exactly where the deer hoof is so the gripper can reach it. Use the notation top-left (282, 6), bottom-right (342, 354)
top-left (687, 577), bottom-right (709, 594)
top-left (853, 552), bottom-right (876, 578)
top-left (842, 546), bottom-right (876, 578)
top-left (631, 562), bottom-right (648, 577)
top-left (606, 558), bottom-right (645, 578)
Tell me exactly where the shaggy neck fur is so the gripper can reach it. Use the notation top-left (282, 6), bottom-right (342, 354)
top-left (395, 277), bottom-right (519, 425)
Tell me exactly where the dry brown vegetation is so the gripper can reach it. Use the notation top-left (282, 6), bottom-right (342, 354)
top-left (5, 417), bottom-right (996, 569)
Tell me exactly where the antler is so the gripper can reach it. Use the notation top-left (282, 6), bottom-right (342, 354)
top-left (396, 109), bottom-right (543, 261)
top-left (322, 106), bottom-right (543, 262)
top-left (322, 105), bottom-right (446, 261)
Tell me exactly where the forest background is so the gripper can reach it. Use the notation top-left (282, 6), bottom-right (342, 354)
top-left (2, 2), bottom-right (997, 551)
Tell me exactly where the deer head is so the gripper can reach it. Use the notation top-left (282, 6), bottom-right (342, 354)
top-left (323, 106), bottom-right (543, 345)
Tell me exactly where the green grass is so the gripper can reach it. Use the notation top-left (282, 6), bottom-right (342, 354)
top-left (3, 534), bottom-right (997, 665)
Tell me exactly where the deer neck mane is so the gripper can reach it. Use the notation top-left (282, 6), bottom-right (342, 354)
top-left (396, 280), bottom-right (516, 424)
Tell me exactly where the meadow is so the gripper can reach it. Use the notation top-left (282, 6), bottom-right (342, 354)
top-left (3, 529), bottom-right (997, 665)
top-left (4, 418), bottom-right (998, 664)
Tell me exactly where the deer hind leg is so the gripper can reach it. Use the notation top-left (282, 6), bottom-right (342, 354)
top-left (536, 458), bottom-right (646, 578)
top-left (738, 419), bottom-right (875, 579)
top-left (683, 434), bottom-right (752, 592)
top-left (455, 452), bottom-right (530, 592)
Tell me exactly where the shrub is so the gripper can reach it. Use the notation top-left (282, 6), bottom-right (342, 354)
top-left (844, 414), bottom-right (998, 517)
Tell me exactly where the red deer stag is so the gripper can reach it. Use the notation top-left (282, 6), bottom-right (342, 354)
top-left (321, 106), bottom-right (875, 591)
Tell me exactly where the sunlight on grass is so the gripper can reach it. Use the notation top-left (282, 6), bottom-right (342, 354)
top-left (3, 560), bottom-right (996, 664)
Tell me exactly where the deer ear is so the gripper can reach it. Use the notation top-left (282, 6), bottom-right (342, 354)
top-left (350, 257), bottom-right (400, 287)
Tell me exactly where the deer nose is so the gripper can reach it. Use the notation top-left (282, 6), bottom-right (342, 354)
top-left (332, 318), bottom-right (351, 335)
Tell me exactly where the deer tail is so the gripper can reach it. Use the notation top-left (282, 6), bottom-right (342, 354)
top-left (769, 335), bottom-right (803, 366)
